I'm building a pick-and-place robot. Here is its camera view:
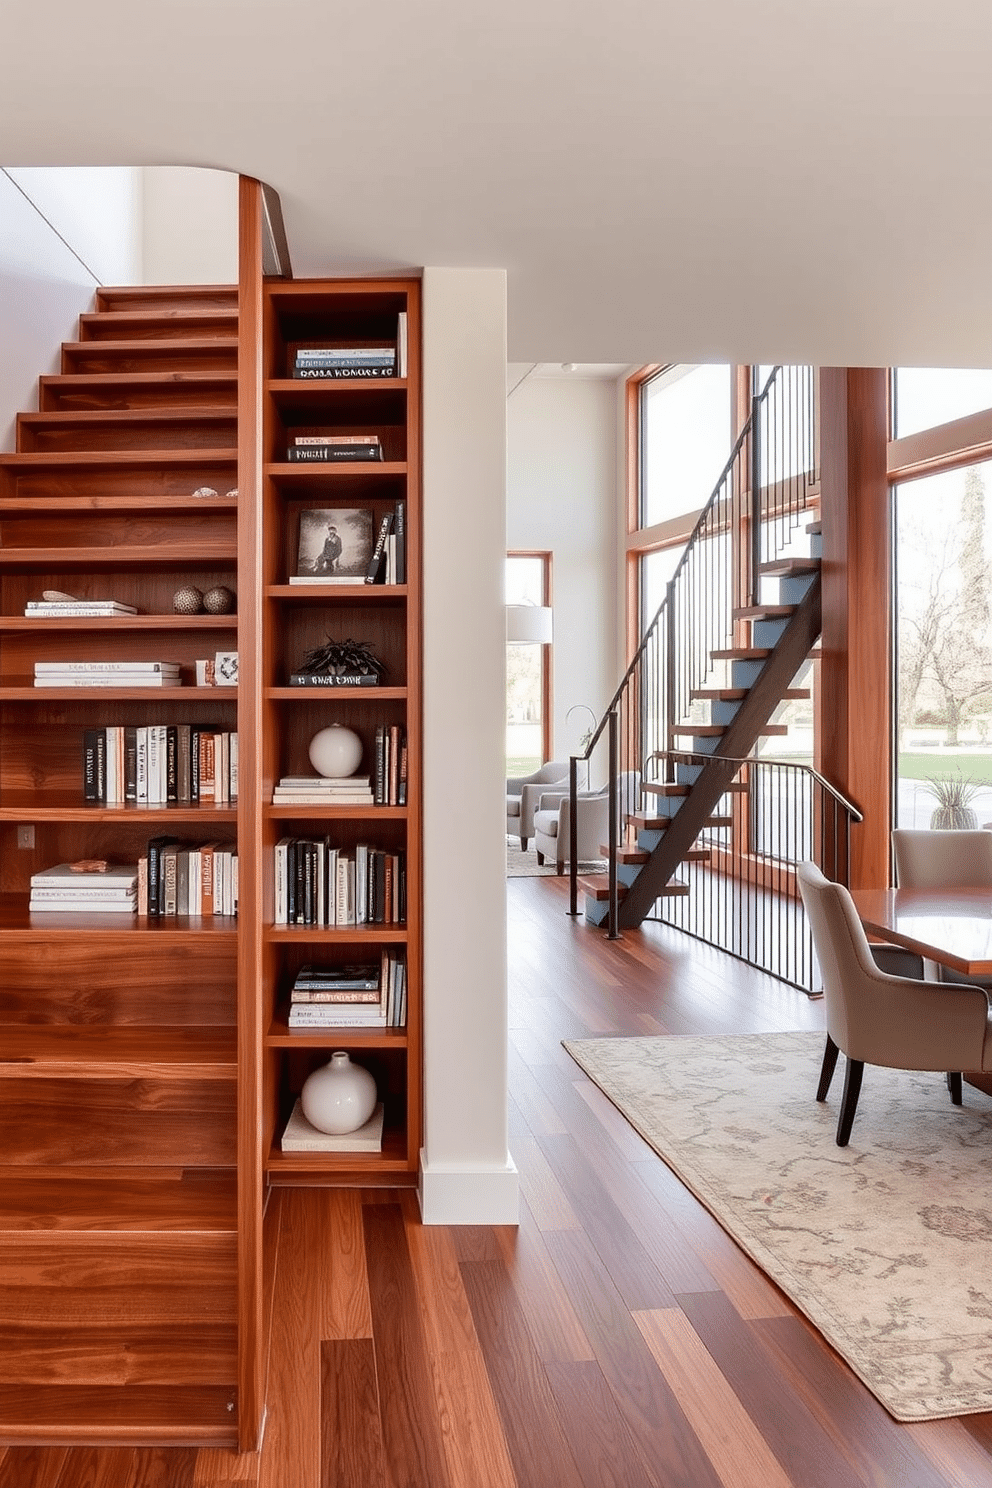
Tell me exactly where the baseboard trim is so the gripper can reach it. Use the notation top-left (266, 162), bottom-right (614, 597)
top-left (417, 1153), bottom-right (519, 1225)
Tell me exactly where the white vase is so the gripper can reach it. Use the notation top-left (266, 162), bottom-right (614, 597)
top-left (308, 724), bottom-right (363, 778)
top-left (301, 1051), bottom-right (377, 1134)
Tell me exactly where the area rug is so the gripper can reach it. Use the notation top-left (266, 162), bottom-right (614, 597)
top-left (562, 1029), bottom-right (992, 1421)
top-left (506, 845), bottom-right (605, 878)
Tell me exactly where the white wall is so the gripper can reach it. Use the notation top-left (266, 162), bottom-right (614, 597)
top-left (142, 168), bottom-right (238, 285)
top-left (507, 373), bottom-right (621, 783)
top-left (5, 166), bottom-right (143, 286)
top-left (420, 267), bottom-right (518, 1225)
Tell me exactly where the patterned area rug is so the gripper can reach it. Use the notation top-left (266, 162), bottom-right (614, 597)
top-left (506, 845), bottom-right (605, 878)
top-left (563, 1029), bottom-right (992, 1421)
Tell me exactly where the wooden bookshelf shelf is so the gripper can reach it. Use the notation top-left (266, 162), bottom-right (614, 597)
top-left (0, 899), bottom-right (240, 935)
top-left (0, 615), bottom-right (238, 631)
top-left (0, 545), bottom-right (237, 568)
top-left (0, 794), bottom-right (238, 822)
top-left (0, 495), bottom-right (238, 514)
top-left (267, 583), bottom-right (407, 602)
top-left (0, 685), bottom-right (237, 700)
top-left (266, 803), bottom-right (407, 821)
top-left (265, 924), bottom-right (408, 945)
top-left (265, 1014), bottom-right (409, 1047)
top-left (266, 684), bottom-right (407, 701)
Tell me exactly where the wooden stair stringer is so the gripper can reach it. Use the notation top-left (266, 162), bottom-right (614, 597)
top-left (617, 573), bottom-right (822, 929)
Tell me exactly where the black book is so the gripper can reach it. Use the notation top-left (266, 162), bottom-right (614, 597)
top-left (83, 729), bottom-right (100, 802)
top-left (94, 730), bottom-right (107, 803)
top-left (393, 499), bottom-right (406, 584)
top-left (373, 852), bottom-right (385, 924)
top-left (286, 445), bottom-right (383, 462)
top-left (286, 840), bottom-right (298, 926)
top-left (301, 841), bottom-right (317, 926)
top-left (288, 672), bottom-right (378, 688)
top-left (374, 724), bottom-right (386, 806)
top-left (147, 835), bottom-right (179, 917)
top-left (365, 511), bottom-right (393, 584)
top-left (124, 725), bottom-right (138, 804)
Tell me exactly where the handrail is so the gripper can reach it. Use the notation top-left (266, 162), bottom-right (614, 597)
top-left (659, 748), bottom-right (863, 823)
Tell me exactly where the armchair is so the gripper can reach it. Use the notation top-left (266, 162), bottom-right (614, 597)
top-left (506, 760), bottom-right (569, 850)
top-left (533, 789), bottom-right (609, 874)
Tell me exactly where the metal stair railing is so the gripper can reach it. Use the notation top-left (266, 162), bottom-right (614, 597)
top-left (568, 365), bottom-right (820, 940)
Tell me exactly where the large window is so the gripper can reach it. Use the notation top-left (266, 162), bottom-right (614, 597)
top-left (894, 369), bottom-right (992, 439)
top-left (640, 364), bottom-right (732, 528)
top-left (894, 459), bottom-right (992, 828)
top-left (506, 552), bottom-right (551, 776)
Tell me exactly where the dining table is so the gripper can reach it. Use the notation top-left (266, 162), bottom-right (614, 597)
top-left (851, 885), bottom-right (992, 1094)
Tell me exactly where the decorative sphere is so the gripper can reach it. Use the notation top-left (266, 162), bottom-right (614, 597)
top-left (203, 585), bottom-right (236, 614)
top-left (308, 724), bottom-right (363, 778)
top-left (173, 585), bottom-right (204, 615)
top-left (301, 1051), bottom-right (377, 1134)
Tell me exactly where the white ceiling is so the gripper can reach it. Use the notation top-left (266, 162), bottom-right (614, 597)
top-left (5, 0), bottom-right (992, 368)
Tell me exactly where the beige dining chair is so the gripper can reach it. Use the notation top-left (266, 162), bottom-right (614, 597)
top-left (797, 861), bottom-right (992, 1146)
top-left (892, 827), bottom-right (992, 987)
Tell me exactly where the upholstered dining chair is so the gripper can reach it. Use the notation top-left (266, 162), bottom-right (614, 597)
top-left (892, 827), bottom-right (992, 987)
top-left (796, 861), bottom-right (992, 1146)
top-left (506, 761), bottom-right (569, 850)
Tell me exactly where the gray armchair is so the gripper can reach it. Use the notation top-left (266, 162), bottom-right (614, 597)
top-left (506, 761), bottom-right (569, 850)
top-left (533, 789), bottom-right (609, 874)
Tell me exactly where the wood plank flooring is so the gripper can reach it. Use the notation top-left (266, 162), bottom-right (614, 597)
top-left (5, 874), bottom-right (992, 1486)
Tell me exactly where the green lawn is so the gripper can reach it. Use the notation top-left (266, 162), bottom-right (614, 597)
top-left (506, 756), bottom-right (540, 778)
top-left (898, 753), bottom-right (992, 783)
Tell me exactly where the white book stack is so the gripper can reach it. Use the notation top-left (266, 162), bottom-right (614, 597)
top-left (29, 862), bottom-right (138, 914)
top-left (25, 599), bottom-right (138, 618)
top-left (271, 774), bottom-right (373, 805)
top-left (33, 660), bottom-right (181, 688)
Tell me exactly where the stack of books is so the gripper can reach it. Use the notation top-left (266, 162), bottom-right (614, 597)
top-left (29, 862), bottom-right (138, 914)
top-left (138, 837), bottom-right (238, 916)
top-left (286, 952), bottom-right (406, 1032)
top-left (286, 434), bottom-right (383, 463)
top-left (273, 839), bottom-right (405, 927)
top-left (34, 660), bottom-right (181, 688)
top-left (292, 345), bottom-right (396, 381)
top-left (25, 597), bottom-right (138, 619)
top-left (272, 775), bottom-right (373, 805)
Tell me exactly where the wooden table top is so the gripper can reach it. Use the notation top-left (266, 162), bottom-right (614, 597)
top-left (851, 886), bottom-right (992, 977)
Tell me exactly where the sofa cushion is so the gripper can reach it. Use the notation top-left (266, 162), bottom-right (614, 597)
top-left (533, 809), bottom-right (559, 837)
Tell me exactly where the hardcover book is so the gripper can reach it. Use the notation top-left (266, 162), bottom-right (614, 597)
top-left (295, 508), bottom-right (373, 582)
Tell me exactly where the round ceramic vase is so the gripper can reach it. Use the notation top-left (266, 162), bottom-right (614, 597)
top-left (301, 1051), bottom-right (377, 1134)
top-left (308, 723), bottom-right (363, 778)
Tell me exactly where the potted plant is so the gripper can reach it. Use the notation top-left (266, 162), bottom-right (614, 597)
top-left (923, 771), bottom-right (982, 829)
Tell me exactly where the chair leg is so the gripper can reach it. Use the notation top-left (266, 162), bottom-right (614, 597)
top-left (947, 1072), bottom-right (963, 1106)
top-left (535, 851), bottom-right (544, 865)
top-left (836, 1058), bottom-right (864, 1147)
top-left (556, 861), bottom-right (565, 876)
top-left (816, 1035), bottom-right (840, 1102)
top-left (520, 837), bottom-right (528, 851)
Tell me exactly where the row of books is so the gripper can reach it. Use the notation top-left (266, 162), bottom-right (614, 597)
top-left (289, 315), bottom-right (407, 381)
top-left (274, 839), bottom-right (405, 927)
top-left (29, 861), bottom-right (138, 914)
top-left (287, 952), bottom-right (407, 1031)
top-left (286, 434), bottom-right (383, 464)
top-left (25, 598), bottom-right (138, 618)
top-left (34, 659), bottom-right (180, 689)
top-left (287, 502), bottom-right (406, 586)
top-left (374, 724), bottom-right (407, 805)
top-left (141, 836), bottom-right (238, 917)
top-left (83, 725), bottom-right (238, 805)
top-left (272, 775), bottom-right (373, 805)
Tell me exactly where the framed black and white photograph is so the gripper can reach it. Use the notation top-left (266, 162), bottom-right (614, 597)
top-left (295, 508), bottom-right (374, 582)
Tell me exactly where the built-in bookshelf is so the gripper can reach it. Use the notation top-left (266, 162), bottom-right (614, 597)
top-left (255, 275), bottom-right (421, 1186)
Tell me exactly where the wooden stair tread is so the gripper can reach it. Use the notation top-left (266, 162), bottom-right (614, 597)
top-left (627, 812), bottom-right (733, 830)
top-left (710, 647), bottom-right (772, 660)
top-left (62, 337), bottom-right (238, 356)
top-left (670, 725), bottom-right (725, 736)
top-left (0, 448), bottom-right (236, 471)
top-left (600, 844), bottom-right (649, 864)
top-left (18, 408), bottom-right (237, 429)
top-left (0, 1169), bottom-right (236, 1233)
top-left (78, 310), bottom-right (238, 340)
top-left (0, 1026), bottom-right (237, 1080)
top-left (806, 519), bottom-right (822, 535)
top-left (642, 780), bottom-right (747, 796)
top-left (733, 605), bottom-right (795, 619)
top-left (0, 1383), bottom-right (237, 1444)
top-left (96, 285), bottom-right (238, 309)
top-left (759, 558), bottom-right (820, 576)
top-left (577, 875), bottom-right (628, 901)
top-left (681, 848), bottom-right (711, 862)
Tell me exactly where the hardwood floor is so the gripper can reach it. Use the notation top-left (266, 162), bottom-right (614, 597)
top-left (5, 874), bottom-right (992, 1486)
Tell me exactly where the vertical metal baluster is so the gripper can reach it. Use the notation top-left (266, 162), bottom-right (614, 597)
top-left (607, 710), bottom-right (620, 939)
top-left (568, 754), bottom-right (579, 917)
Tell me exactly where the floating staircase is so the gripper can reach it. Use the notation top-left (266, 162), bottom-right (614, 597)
top-left (0, 284), bottom-right (242, 1445)
top-left (573, 368), bottom-right (843, 940)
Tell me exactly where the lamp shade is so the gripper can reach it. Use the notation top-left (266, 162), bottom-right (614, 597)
top-left (506, 604), bottom-right (553, 644)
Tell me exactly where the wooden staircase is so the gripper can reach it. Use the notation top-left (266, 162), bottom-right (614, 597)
top-left (0, 285), bottom-right (242, 1445)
